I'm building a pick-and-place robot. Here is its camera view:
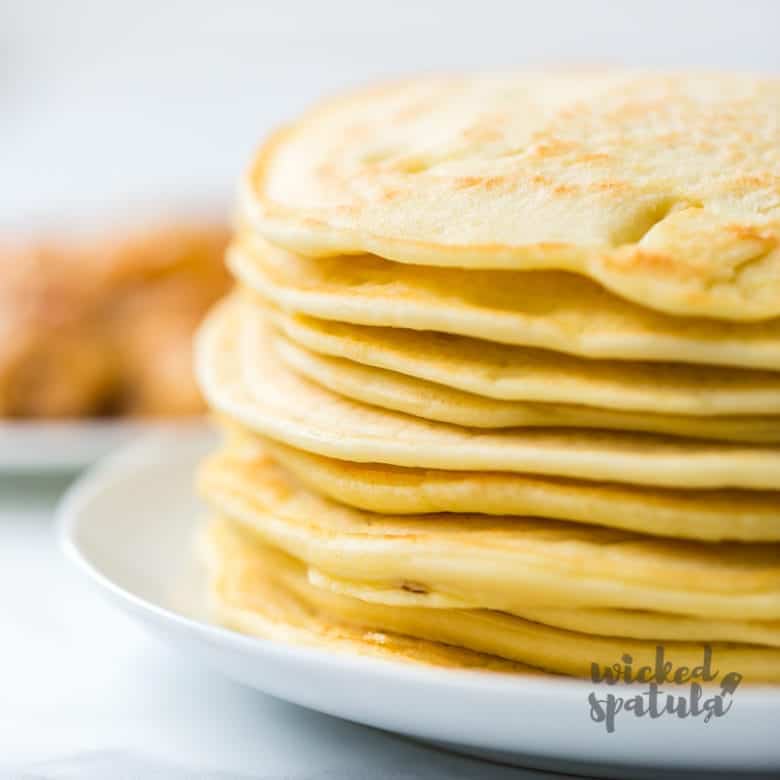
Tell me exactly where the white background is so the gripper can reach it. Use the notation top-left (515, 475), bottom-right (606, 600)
top-left (2, 0), bottom-right (779, 232)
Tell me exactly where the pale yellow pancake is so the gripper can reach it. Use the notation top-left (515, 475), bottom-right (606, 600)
top-left (221, 434), bottom-right (780, 542)
top-left (243, 73), bottom-right (780, 321)
top-left (204, 516), bottom-right (780, 681)
top-left (307, 568), bottom-right (780, 648)
top-left (230, 237), bottom-right (780, 371)
top-left (197, 300), bottom-right (780, 489)
top-left (203, 515), bottom-right (529, 673)
top-left (197, 448), bottom-right (780, 620)
top-left (266, 305), bottom-right (780, 416)
top-left (265, 329), bottom-right (780, 443)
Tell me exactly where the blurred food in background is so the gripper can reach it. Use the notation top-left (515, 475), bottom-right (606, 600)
top-left (0, 222), bottom-right (231, 419)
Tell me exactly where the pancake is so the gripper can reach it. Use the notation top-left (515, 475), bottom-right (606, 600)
top-left (265, 328), bottom-right (780, 443)
top-left (307, 568), bottom-right (780, 648)
top-left (230, 237), bottom-right (780, 371)
top-left (203, 515), bottom-right (528, 673)
top-left (243, 73), bottom-right (780, 322)
top-left (265, 305), bottom-right (780, 416)
top-left (220, 435), bottom-right (780, 542)
top-left (198, 299), bottom-right (780, 489)
top-left (197, 447), bottom-right (780, 620)
top-left (204, 517), bottom-right (780, 681)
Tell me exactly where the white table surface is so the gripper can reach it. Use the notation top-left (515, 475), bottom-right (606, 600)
top-left (0, 470), bottom-right (563, 780)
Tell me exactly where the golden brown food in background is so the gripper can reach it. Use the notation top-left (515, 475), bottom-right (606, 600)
top-left (0, 222), bottom-right (230, 419)
top-left (103, 224), bottom-right (232, 416)
top-left (0, 242), bottom-right (117, 417)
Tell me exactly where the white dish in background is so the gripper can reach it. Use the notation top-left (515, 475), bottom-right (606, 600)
top-left (57, 432), bottom-right (780, 778)
top-left (0, 419), bottom-right (207, 472)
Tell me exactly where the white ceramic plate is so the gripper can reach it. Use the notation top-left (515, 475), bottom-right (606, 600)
top-left (57, 432), bottom-right (780, 778)
top-left (0, 419), bottom-right (206, 472)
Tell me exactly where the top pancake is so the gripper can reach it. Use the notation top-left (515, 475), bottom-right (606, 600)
top-left (244, 72), bottom-right (780, 321)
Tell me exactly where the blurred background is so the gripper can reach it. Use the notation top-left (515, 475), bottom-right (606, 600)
top-left (1, 0), bottom-right (778, 441)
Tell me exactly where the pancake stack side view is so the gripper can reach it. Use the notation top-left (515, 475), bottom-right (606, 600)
top-left (195, 72), bottom-right (780, 680)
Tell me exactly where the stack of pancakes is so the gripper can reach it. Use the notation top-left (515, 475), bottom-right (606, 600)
top-left (196, 73), bottom-right (780, 680)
